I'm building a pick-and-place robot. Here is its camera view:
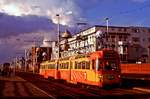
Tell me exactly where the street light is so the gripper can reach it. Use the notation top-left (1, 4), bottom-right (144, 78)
top-left (105, 18), bottom-right (109, 35)
top-left (24, 49), bottom-right (27, 72)
top-left (56, 14), bottom-right (60, 59)
top-left (105, 17), bottom-right (109, 48)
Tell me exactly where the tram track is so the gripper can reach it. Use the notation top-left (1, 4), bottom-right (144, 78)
top-left (16, 72), bottom-right (150, 98)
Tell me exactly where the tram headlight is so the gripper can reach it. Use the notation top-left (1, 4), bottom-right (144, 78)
top-left (99, 75), bottom-right (103, 82)
top-left (99, 75), bottom-right (103, 78)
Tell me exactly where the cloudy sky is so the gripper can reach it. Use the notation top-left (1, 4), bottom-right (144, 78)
top-left (0, 0), bottom-right (150, 63)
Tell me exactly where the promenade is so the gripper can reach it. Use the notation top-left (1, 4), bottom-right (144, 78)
top-left (0, 75), bottom-right (50, 98)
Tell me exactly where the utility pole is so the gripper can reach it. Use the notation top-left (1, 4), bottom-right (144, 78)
top-left (105, 17), bottom-right (109, 48)
top-left (56, 14), bottom-right (60, 59)
top-left (24, 49), bottom-right (27, 72)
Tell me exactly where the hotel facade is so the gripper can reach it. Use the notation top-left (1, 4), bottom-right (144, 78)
top-left (51, 25), bottom-right (150, 63)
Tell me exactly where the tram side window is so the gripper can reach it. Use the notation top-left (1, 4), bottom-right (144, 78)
top-left (58, 64), bottom-right (61, 69)
top-left (44, 65), bottom-right (47, 69)
top-left (52, 64), bottom-right (55, 69)
top-left (48, 64), bottom-right (51, 69)
top-left (64, 63), bottom-right (66, 69)
top-left (63, 63), bottom-right (65, 69)
top-left (86, 61), bottom-right (90, 69)
top-left (62, 63), bottom-right (65, 69)
top-left (66, 62), bottom-right (69, 69)
top-left (61, 63), bottom-right (63, 69)
top-left (59, 63), bottom-right (62, 69)
top-left (82, 61), bottom-right (86, 69)
top-left (78, 62), bottom-right (81, 69)
top-left (50, 64), bottom-right (52, 69)
top-left (59, 62), bottom-right (69, 69)
top-left (75, 62), bottom-right (77, 69)
top-left (41, 65), bottom-right (44, 69)
top-left (48, 64), bottom-right (50, 69)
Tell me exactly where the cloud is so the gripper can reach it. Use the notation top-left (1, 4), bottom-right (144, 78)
top-left (0, 31), bottom-right (57, 63)
top-left (0, 0), bottom-right (85, 63)
top-left (0, 12), bottom-right (56, 38)
top-left (0, 0), bottom-right (81, 26)
top-left (0, 12), bottom-right (58, 63)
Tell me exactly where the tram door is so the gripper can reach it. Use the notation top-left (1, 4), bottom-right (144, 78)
top-left (92, 59), bottom-right (97, 82)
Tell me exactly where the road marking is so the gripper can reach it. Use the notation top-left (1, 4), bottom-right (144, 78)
top-left (133, 87), bottom-right (150, 93)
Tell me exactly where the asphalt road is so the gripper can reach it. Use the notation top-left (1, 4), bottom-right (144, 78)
top-left (1, 72), bottom-right (150, 99)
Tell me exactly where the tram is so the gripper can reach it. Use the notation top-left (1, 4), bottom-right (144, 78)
top-left (40, 49), bottom-right (121, 87)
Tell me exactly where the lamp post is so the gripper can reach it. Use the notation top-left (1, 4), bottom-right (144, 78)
top-left (105, 18), bottom-right (109, 35)
top-left (24, 49), bottom-right (27, 72)
top-left (105, 17), bottom-right (109, 48)
top-left (56, 14), bottom-right (60, 59)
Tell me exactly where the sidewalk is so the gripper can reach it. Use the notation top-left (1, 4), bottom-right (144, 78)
top-left (0, 75), bottom-right (50, 98)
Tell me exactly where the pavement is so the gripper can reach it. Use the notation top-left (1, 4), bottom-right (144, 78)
top-left (0, 75), bottom-right (52, 98)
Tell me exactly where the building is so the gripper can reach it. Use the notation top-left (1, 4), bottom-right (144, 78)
top-left (51, 25), bottom-right (150, 63)
top-left (29, 38), bottom-right (52, 72)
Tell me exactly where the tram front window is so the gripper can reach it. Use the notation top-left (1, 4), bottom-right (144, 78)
top-left (105, 61), bottom-right (117, 70)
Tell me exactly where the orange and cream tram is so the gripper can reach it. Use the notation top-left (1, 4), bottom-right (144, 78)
top-left (40, 49), bottom-right (121, 87)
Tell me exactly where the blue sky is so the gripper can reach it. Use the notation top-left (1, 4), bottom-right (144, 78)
top-left (0, 0), bottom-right (150, 63)
top-left (79, 0), bottom-right (150, 26)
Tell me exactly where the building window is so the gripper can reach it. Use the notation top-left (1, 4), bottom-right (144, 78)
top-left (123, 28), bottom-right (127, 32)
top-left (111, 28), bottom-right (114, 31)
top-left (142, 29), bottom-right (145, 33)
top-left (118, 28), bottom-right (122, 31)
top-left (132, 37), bottom-right (140, 42)
top-left (111, 35), bottom-right (115, 42)
top-left (148, 29), bottom-right (150, 33)
top-left (123, 37), bottom-right (127, 41)
top-left (135, 48), bottom-right (139, 52)
top-left (132, 28), bottom-right (139, 33)
top-left (148, 38), bottom-right (150, 42)
top-left (119, 35), bottom-right (122, 41)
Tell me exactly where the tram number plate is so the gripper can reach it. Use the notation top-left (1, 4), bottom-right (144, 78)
top-left (107, 75), bottom-right (114, 80)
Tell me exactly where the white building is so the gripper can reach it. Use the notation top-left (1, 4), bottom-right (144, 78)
top-left (51, 25), bottom-right (150, 63)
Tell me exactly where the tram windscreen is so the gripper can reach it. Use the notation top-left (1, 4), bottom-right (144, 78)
top-left (103, 51), bottom-right (119, 70)
top-left (104, 61), bottom-right (118, 70)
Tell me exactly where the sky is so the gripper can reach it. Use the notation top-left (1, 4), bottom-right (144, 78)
top-left (0, 0), bottom-right (150, 63)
